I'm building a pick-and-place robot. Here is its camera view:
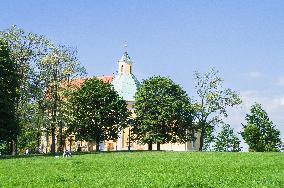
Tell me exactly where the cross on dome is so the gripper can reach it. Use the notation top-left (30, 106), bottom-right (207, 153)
top-left (124, 41), bottom-right (128, 52)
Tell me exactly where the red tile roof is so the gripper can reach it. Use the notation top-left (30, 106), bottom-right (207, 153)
top-left (70, 75), bottom-right (114, 87)
top-left (97, 75), bottom-right (114, 83)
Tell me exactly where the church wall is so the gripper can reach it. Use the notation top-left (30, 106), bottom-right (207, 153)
top-left (153, 143), bottom-right (186, 151)
top-left (40, 129), bottom-right (77, 153)
top-left (118, 61), bottom-right (132, 75)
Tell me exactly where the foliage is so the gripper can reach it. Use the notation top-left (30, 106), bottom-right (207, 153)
top-left (0, 26), bottom-right (52, 154)
top-left (202, 126), bottom-right (215, 151)
top-left (68, 78), bottom-right (130, 151)
top-left (214, 124), bottom-right (241, 152)
top-left (0, 26), bottom-right (86, 154)
top-left (241, 103), bottom-right (281, 152)
top-left (0, 39), bottom-right (19, 154)
top-left (193, 68), bottom-right (242, 151)
top-left (39, 45), bottom-right (86, 153)
top-left (134, 76), bottom-right (195, 150)
top-left (0, 152), bottom-right (283, 187)
top-left (280, 140), bottom-right (284, 152)
top-left (16, 102), bottom-right (46, 153)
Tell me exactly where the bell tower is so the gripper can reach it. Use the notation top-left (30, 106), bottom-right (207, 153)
top-left (118, 51), bottom-right (133, 75)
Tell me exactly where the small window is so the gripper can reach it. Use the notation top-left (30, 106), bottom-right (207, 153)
top-left (121, 65), bottom-right (124, 73)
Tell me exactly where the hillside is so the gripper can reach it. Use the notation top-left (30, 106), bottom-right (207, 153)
top-left (0, 152), bottom-right (283, 187)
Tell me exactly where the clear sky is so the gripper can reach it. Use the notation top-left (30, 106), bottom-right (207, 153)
top-left (1, 0), bottom-right (284, 145)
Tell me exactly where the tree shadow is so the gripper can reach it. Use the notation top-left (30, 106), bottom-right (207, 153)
top-left (0, 150), bottom-right (158, 160)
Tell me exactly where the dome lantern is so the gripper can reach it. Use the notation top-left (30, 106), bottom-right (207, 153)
top-left (112, 52), bottom-right (140, 102)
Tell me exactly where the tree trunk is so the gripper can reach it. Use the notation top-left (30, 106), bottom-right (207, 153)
top-left (199, 128), bottom-right (205, 151)
top-left (96, 142), bottom-right (100, 152)
top-left (58, 124), bottom-right (63, 152)
top-left (148, 142), bottom-right (152, 151)
top-left (10, 140), bottom-right (16, 155)
top-left (6, 142), bottom-right (10, 155)
top-left (37, 131), bottom-right (40, 151)
top-left (15, 139), bottom-right (17, 155)
top-left (46, 128), bottom-right (49, 153)
top-left (69, 138), bottom-right (72, 152)
top-left (51, 70), bottom-right (58, 154)
top-left (9, 141), bottom-right (12, 155)
top-left (96, 136), bottom-right (100, 152)
top-left (128, 127), bottom-right (131, 151)
top-left (51, 102), bottom-right (57, 154)
top-left (36, 114), bottom-right (41, 153)
top-left (157, 142), bottom-right (161, 151)
top-left (37, 126), bottom-right (41, 153)
top-left (51, 127), bottom-right (56, 154)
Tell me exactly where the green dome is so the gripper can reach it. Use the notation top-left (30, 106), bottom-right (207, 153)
top-left (112, 74), bottom-right (140, 102)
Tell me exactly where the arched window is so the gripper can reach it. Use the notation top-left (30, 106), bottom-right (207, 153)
top-left (120, 65), bottom-right (124, 74)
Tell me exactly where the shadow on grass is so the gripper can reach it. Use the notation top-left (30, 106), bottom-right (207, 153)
top-left (0, 150), bottom-right (160, 160)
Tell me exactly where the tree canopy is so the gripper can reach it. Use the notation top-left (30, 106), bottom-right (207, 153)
top-left (241, 103), bottom-right (281, 152)
top-left (68, 78), bottom-right (130, 151)
top-left (0, 26), bottom-right (86, 154)
top-left (193, 68), bottom-right (242, 151)
top-left (133, 76), bottom-right (195, 150)
top-left (214, 124), bottom-right (241, 152)
top-left (39, 45), bottom-right (86, 153)
top-left (0, 38), bottom-right (19, 154)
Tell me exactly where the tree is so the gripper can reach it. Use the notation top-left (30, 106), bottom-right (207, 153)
top-left (16, 102), bottom-right (49, 153)
top-left (0, 38), bottom-right (19, 154)
top-left (194, 68), bottom-right (242, 151)
top-left (214, 124), bottom-right (241, 152)
top-left (0, 26), bottom-right (52, 154)
top-left (68, 78), bottom-right (130, 151)
top-left (1, 26), bottom-right (86, 154)
top-left (241, 103), bottom-right (281, 152)
top-left (39, 45), bottom-right (86, 153)
top-left (133, 76), bottom-right (195, 151)
top-left (202, 126), bottom-right (215, 151)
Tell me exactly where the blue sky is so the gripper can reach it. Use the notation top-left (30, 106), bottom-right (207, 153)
top-left (1, 1), bottom-right (284, 144)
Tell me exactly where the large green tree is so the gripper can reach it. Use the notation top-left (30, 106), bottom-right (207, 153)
top-left (0, 26), bottom-right (52, 154)
top-left (133, 76), bottom-right (195, 151)
top-left (0, 38), bottom-right (19, 154)
top-left (1, 26), bottom-right (86, 154)
top-left (214, 124), bottom-right (241, 152)
top-left (241, 103), bottom-right (281, 152)
top-left (68, 78), bottom-right (130, 151)
top-left (194, 68), bottom-right (241, 151)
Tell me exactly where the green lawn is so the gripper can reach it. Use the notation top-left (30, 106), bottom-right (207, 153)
top-left (0, 152), bottom-right (283, 187)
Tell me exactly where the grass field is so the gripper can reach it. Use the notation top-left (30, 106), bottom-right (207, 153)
top-left (0, 152), bottom-right (283, 187)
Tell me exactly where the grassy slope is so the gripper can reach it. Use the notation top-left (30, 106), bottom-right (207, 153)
top-left (0, 152), bottom-right (283, 188)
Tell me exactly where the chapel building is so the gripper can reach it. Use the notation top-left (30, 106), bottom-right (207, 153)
top-left (41, 52), bottom-right (200, 152)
